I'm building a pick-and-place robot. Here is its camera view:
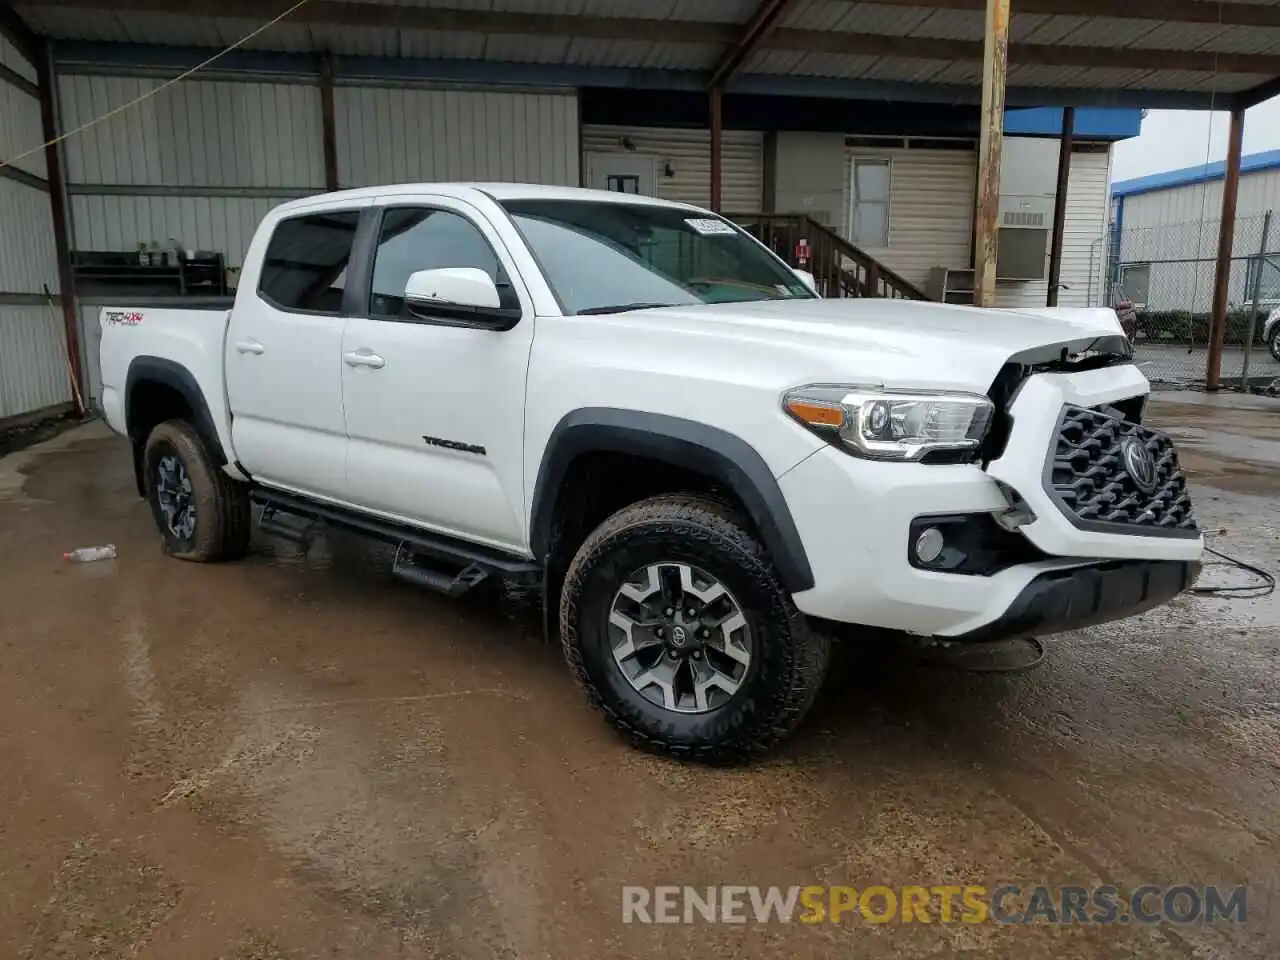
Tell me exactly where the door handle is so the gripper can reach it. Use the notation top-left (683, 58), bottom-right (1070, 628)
top-left (235, 339), bottom-right (265, 355)
top-left (344, 350), bottom-right (386, 369)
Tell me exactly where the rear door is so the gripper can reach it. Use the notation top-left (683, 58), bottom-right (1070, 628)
top-left (340, 196), bottom-right (535, 551)
top-left (225, 207), bottom-right (362, 500)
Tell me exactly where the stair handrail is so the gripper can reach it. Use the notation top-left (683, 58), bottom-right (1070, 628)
top-left (731, 212), bottom-right (932, 301)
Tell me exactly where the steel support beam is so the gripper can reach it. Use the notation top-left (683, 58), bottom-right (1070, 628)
top-left (50, 42), bottom-right (1233, 110)
top-left (319, 51), bottom-right (338, 191)
top-left (35, 40), bottom-right (86, 416)
top-left (973, 0), bottom-right (1008, 308)
top-left (1235, 76), bottom-right (1280, 111)
top-left (1206, 106), bottom-right (1245, 392)
top-left (0, 163), bottom-right (47, 191)
top-left (709, 0), bottom-right (794, 89)
top-left (710, 84), bottom-right (723, 213)
top-left (1046, 106), bottom-right (1074, 308)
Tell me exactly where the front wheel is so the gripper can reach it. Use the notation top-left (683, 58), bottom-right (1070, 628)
top-left (559, 494), bottom-right (829, 762)
top-left (1268, 325), bottom-right (1280, 363)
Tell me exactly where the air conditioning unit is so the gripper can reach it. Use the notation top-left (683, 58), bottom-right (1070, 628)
top-left (995, 137), bottom-right (1058, 281)
top-left (996, 194), bottom-right (1053, 281)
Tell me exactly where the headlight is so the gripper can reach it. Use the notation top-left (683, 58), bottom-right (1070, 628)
top-left (783, 385), bottom-right (993, 462)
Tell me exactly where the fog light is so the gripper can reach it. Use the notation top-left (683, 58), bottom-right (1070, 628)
top-left (914, 526), bottom-right (945, 564)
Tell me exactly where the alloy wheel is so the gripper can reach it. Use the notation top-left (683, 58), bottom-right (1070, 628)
top-left (607, 562), bottom-right (753, 714)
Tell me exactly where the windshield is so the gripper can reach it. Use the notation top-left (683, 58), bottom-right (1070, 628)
top-left (500, 199), bottom-right (815, 315)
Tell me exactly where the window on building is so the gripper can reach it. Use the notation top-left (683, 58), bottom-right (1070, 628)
top-left (258, 210), bottom-right (360, 314)
top-left (1118, 262), bottom-right (1151, 305)
top-left (606, 174), bottom-right (642, 194)
top-left (369, 207), bottom-right (512, 318)
top-left (1245, 253), bottom-right (1280, 304)
top-left (849, 158), bottom-right (891, 248)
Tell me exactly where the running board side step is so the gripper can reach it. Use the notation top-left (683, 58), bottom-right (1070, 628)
top-left (258, 503), bottom-right (323, 545)
top-left (250, 487), bottom-right (541, 587)
top-left (392, 545), bottom-right (490, 597)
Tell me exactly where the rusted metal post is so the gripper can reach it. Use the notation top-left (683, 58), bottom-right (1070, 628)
top-left (973, 0), bottom-right (1009, 308)
top-left (1046, 106), bottom-right (1074, 307)
top-left (710, 84), bottom-right (723, 213)
top-left (319, 51), bottom-right (339, 192)
top-left (1206, 105), bottom-right (1245, 391)
top-left (36, 40), bottom-right (85, 417)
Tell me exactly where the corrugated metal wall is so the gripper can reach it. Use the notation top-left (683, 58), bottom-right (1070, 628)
top-left (582, 125), bottom-right (763, 212)
top-left (68, 194), bottom-right (285, 268)
top-left (0, 41), bottom-right (72, 422)
top-left (336, 86), bottom-right (579, 187)
top-left (0, 75), bottom-right (45, 179)
top-left (58, 74), bottom-right (324, 267)
top-left (844, 146), bottom-right (975, 290)
top-left (59, 76), bottom-right (325, 189)
top-left (1120, 168), bottom-right (1280, 231)
top-left (995, 148), bottom-right (1113, 309)
top-left (0, 177), bottom-right (59, 293)
top-left (0, 34), bottom-right (35, 82)
top-left (0, 305), bottom-right (70, 421)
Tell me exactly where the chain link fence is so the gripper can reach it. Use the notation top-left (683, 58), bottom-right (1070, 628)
top-left (1107, 211), bottom-right (1279, 386)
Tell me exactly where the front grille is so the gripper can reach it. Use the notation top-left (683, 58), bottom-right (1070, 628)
top-left (1048, 405), bottom-right (1197, 536)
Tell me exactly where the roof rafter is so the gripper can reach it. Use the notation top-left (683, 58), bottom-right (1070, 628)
top-left (709, 0), bottom-right (796, 89)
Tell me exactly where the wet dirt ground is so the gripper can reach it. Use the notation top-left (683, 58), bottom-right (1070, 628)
top-left (0, 396), bottom-right (1276, 959)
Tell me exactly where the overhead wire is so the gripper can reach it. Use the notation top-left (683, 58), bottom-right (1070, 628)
top-left (0, 0), bottom-right (310, 172)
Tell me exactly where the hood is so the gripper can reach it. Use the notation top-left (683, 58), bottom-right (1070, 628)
top-left (693, 297), bottom-right (1124, 350)
top-left (592, 297), bottom-right (1130, 394)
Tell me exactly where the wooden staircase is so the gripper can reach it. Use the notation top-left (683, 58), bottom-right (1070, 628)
top-left (731, 213), bottom-right (931, 301)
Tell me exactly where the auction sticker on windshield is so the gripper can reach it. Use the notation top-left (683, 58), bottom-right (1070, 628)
top-left (685, 218), bottom-right (737, 236)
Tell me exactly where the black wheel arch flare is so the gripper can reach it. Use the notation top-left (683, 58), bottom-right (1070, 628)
top-left (530, 408), bottom-right (815, 594)
top-left (124, 356), bottom-right (227, 496)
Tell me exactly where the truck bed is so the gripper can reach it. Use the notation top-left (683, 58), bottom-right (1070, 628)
top-left (98, 304), bottom-right (235, 459)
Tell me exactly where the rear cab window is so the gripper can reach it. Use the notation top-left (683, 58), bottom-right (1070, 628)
top-left (258, 210), bottom-right (362, 314)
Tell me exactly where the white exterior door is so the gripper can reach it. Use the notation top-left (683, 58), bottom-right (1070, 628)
top-left (587, 153), bottom-right (657, 196)
top-left (226, 208), bottom-right (360, 501)
top-left (340, 196), bottom-right (534, 552)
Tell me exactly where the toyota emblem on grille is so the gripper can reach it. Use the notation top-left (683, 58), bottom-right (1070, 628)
top-left (1121, 437), bottom-right (1158, 494)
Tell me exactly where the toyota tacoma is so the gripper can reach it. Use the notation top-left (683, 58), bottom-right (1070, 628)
top-left (99, 184), bottom-right (1203, 761)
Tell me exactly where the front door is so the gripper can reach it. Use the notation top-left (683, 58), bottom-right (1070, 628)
top-left (587, 153), bottom-right (657, 196)
top-left (340, 196), bottom-right (534, 552)
top-left (225, 207), bottom-right (361, 501)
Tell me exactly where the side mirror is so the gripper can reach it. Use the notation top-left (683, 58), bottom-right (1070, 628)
top-left (792, 268), bottom-right (819, 294)
top-left (406, 267), bottom-right (501, 309)
top-left (403, 267), bottom-right (520, 330)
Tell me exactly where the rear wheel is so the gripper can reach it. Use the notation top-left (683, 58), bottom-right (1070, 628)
top-left (559, 494), bottom-right (829, 762)
top-left (143, 420), bottom-right (250, 562)
top-left (1268, 325), bottom-right (1280, 363)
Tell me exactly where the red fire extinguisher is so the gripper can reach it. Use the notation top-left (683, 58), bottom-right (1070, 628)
top-left (795, 237), bottom-right (810, 267)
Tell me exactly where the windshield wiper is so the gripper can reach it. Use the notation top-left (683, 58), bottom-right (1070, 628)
top-left (576, 301), bottom-right (676, 315)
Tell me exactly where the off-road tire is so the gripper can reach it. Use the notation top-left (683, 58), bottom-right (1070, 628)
top-left (1269, 325), bottom-right (1280, 363)
top-left (143, 419), bottom-right (251, 562)
top-left (559, 493), bottom-right (829, 763)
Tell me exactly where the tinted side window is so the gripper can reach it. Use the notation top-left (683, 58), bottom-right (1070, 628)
top-left (258, 210), bottom-right (360, 314)
top-left (370, 208), bottom-right (509, 318)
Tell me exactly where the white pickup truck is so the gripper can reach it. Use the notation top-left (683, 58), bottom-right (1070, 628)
top-left (100, 183), bottom-right (1202, 761)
